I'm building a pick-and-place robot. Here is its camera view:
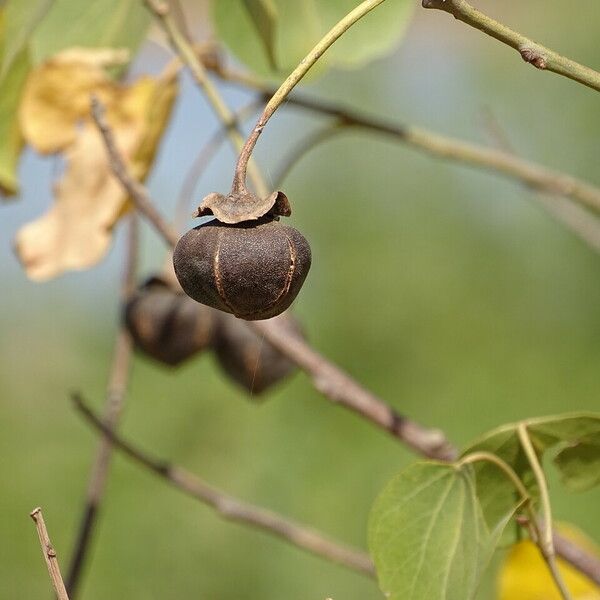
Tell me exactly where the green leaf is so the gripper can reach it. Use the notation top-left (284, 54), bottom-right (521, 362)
top-left (0, 9), bottom-right (29, 195)
top-left (1, 0), bottom-right (54, 77)
top-left (242, 0), bottom-right (278, 69)
top-left (212, 0), bottom-right (415, 80)
top-left (213, 0), bottom-right (320, 80)
top-left (462, 413), bottom-right (600, 535)
top-left (315, 0), bottom-right (415, 69)
top-left (368, 462), bottom-right (514, 600)
top-left (29, 0), bottom-right (150, 65)
top-left (554, 440), bottom-right (600, 492)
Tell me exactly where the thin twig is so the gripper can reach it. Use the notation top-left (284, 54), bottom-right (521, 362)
top-left (91, 96), bottom-right (179, 247)
top-left (211, 67), bottom-right (600, 216)
top-left (422, 0), bottom-right (600, 93)
top-left (30, 508), bottom-right (70, 600)
top-left (518, 424), bottom-right (573, 600)
top-left (65, 216), bottom-right (139, 597)
top-left (72, 393), bottom-right (375, 578)
top-left (232, 0), bottom-right (388, 194)
top-left (516, 425), bottom-right (553, 556)
top-left (91, 85), bottom-right (600, 584)
top-left (91, 103), bottom-right (453, 460)
top-left (143, 0), bottom-right (267, 197)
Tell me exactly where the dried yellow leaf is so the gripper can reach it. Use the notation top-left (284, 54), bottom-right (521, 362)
top-left (15, 121), bottom-right (138, 280)
top-left (497, 525), bottom-right (600, 600)
top-left (18, 47), bottom-right (127, 154)
top-left (131, 63), bottom-right (180, 180)
top-left (15, 65), bottom-right (179, 281)
top-left (50, 46), bottom-right (130, 68)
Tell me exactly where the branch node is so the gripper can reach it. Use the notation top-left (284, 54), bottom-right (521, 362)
top-left (519, 46), bottom-right (547, 70)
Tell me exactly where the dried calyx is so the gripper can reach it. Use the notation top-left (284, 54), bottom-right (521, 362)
top-left (174, 189), bottom-right (311, 321)
top-left (195, 189), bottom-right (291, 224)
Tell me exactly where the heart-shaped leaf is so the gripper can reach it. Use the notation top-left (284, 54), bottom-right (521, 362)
top-left (368, 462), bottom-right (516, 600)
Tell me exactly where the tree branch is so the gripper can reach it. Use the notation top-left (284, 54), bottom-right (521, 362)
top-left (72, 393), bottom-right (375, 578)
top-left (90, 71), bottom-right (600, 586)
top-left (211, 66), bottom-right (600, 217)
top-left (65, 216), bottom-right (139, 597)
top-left (422, 0), bottom-right (600, 93)
top-left (30, 508), bottom-right (70, 600)
top-left (90, 98), bottom-right (453, 460)
top-left (249, 319), bottom-right (456, 460)
top-left (91, 96), bottom-right (180, 248)
top-left (553, 531), bottom-right (600, 587)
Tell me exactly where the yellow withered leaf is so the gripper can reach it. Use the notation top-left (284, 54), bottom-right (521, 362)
top-left (130, 62), bottom-right (180, 181)
top-left (18, 47), bottom-right (129, 154)
top-left (497, 525), bottom-right (600, 600)
top-left (15, 66), bottom-right (179, 281)
top-left (15, 121), bottom-right (138, 280)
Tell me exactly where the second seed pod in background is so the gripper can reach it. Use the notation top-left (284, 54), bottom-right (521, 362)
top-left (124, 275), bottom-right (216, 367)
top-left (213, 311), bottom-right (304, 396)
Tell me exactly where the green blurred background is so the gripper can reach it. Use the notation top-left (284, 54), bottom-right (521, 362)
top-left (1, 1), bottom-right (600, 598)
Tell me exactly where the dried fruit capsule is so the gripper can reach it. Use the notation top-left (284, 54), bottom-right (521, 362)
top-left (214, 312), bottom-right (302, 395)
top-left (173, 217), bottom-right (311, 321)
top-left (124, 276), bottom-right (216, 366)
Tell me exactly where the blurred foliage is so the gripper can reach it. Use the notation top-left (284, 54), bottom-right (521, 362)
top-left (214, 0), bottom-right (414, 78)
top-left (1, 1), bottom-right (600, 599)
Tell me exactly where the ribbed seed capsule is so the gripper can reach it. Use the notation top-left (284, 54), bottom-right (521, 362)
top-left (214, 312), bottom-right (302, 395)
top-left (124, 276), bottom-right (216, 366)
top-left (173, 217), bottom-right (311, 321)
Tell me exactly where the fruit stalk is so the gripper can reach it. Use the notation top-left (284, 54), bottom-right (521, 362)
top-left (232, 0), bottom-right (389, 196)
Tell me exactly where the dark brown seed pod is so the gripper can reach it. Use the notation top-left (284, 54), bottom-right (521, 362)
top-left (214, 312), bottom-right (302, 395)
top-left (124, 276), bottom-right (216, 366)
top-left (173, 217), bottom-right (311, 321)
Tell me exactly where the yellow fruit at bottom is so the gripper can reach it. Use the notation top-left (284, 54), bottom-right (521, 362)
top-left (497, 527), bottom-right (600, 600)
